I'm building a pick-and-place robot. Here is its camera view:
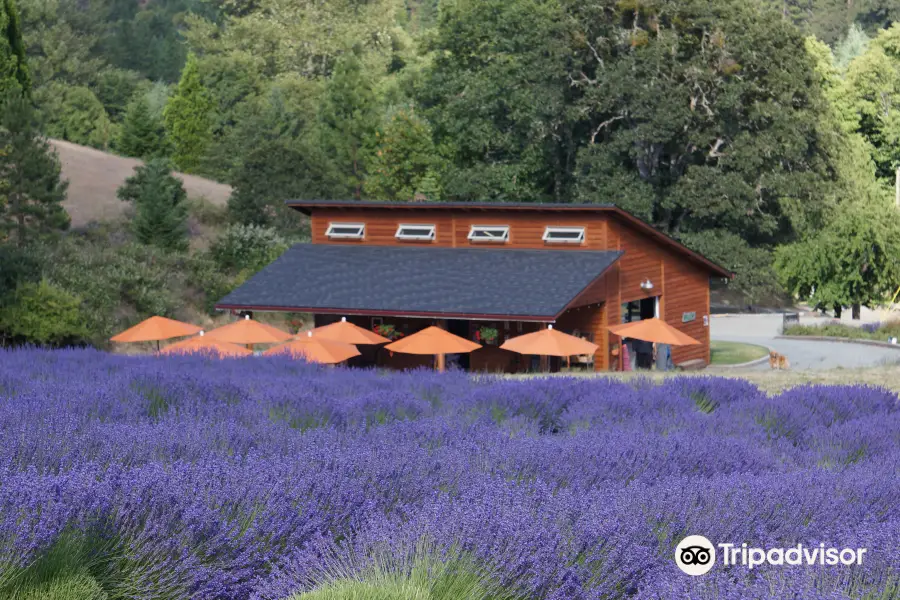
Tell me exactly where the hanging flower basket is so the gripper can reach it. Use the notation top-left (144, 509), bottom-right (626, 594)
top-left (289, 318), bottom-right (304, 334)
top-left (373, 324), bottom-right (404, 340)
top-left (476, 326), bottom-right (499, 345)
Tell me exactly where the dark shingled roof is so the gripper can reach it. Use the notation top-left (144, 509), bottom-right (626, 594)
top-left (217, 244), bottom-right (622, 320)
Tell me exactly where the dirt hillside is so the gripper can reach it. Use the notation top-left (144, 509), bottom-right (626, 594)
top-left (52, 140), bottom-right (232, 228)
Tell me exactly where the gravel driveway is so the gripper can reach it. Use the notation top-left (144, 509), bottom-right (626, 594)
top-left (710, 314), bottom-right (900, 371)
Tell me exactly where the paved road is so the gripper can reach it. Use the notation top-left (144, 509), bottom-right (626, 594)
top-left (710, 314), bottom-right (900, 371)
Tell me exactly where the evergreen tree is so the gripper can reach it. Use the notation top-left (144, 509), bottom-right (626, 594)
top-left (119, 94), bottom-right (167, 159)
top-left (835, 24), bottom-right (871, 71)
top-left (319, 51), bottom-right (379, 199)
top-left (365, 109), bottom-right (442, 201)
top-left (0, 93), bottom-right (69, 247)
top-left (117, 159), bottom-right (188, 251)
top-left (415, 169), bottom-right (441, 201)
top-left (228, 139), bottom-right (342, 233)
top-left (164, 53), bottom-right (213, 173)
top-left (420, 0), bottom-right (571, 202)
top-left (0, 0), bottom-right (29, 94)
top-left (36, 83), bottom-right (114, 149)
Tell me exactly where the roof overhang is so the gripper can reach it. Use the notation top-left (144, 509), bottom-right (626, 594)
top-left (215, 244), bottom-right (622, 321)
top-left (214, 304), bottom-right (561, 323)
top-left (285, 200), bottom-right (733, 278)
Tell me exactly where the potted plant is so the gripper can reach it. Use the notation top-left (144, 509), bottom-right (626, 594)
top-left (476, 326), bottom-right (499, 345)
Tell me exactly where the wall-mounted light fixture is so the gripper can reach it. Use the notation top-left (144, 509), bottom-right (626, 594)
top-left (640, 279), bottom-right (654, 291)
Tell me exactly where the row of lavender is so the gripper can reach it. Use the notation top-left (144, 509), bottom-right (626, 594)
top-left (0, 349), bottom-right (897, 599)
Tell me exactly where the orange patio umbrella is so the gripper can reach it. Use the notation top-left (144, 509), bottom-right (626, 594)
top-left (205, 315), bottom-right (292, 348)
top-left (607, 318), bottom-right (701, 346)
top-left (311, 317), bottom-right (391, 345)
top-left (384, 326), bottom-right (481, 372)
top-left (110, 316), bottom-right (203, 351)
top-left (160, 332), bottom-right (252, 358)
top-left (264, 331), bottom-right (360, 364)
top-left (500, 325), bottom-right (599, 357)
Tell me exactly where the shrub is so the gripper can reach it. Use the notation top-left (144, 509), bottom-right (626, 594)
top-left (784, 320), bottom-right (900, 341)
top-left (0, 280), bottom-right (88, 346)
top-left (186, 254), bottom-right (242, 315)
top-left (0, 244), bottom-right (44, 304)
top-left (44, 236), bottom-right (182, 343)
top-left (209, 224), bottom-right (288, 273)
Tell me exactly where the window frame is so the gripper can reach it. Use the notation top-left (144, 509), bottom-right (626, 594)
top-left (467, 224), bottom-right (511, 243)
top-left (542, 226), bottom-right (586, 244)
top-left (325, 222), bottom-right (366, 240)
top-left (395, 223), bottom-right (437, 241)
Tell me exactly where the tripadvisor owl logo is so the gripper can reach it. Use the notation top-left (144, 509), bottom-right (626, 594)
top-left (675, 535), bottom-right (716, 576)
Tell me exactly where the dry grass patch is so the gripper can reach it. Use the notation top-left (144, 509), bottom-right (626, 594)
top-left (53, 140), bottom-right (232, 228)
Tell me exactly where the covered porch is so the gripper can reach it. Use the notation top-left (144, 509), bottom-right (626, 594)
top-left (312, 311), bottom-right (605, 373)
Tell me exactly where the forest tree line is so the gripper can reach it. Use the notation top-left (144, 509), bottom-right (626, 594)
top-left (3, 0), bottom-right (900, 345)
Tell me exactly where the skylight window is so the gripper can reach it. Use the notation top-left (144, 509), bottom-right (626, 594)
top-left (395, 224), bottom-right (436, 241)
top-left (326, 222), bottom-right (365, 239)
top-left (468, 225), bottom-right (510, 243)
top-left (543, 226), bottom-right (585, 244)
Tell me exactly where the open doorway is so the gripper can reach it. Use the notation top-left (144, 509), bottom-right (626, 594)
top-left (621, 297), bottom-right (658, 323)
top-left (621, 297), bottom-right (660, 370)
top-left (446, 320), bottom-right (471, 370)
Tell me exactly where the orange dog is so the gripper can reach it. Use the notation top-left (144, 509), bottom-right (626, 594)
top-left (769, 351), bottom-right (790, 370)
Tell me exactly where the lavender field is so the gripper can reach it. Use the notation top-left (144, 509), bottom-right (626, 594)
top-left (0, 349), bottom-right (897, 599)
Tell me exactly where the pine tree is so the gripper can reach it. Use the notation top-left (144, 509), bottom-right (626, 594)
top-left (365, 109), bottom-right (442, 201)
top-left (835, 24), bottom-right (871, 71)
top-left (119, 94), bottom-right (167, 159)
top-left (415, 169), bottom-right (441, 201)
top-left (163, 53), bottom-right (213, 173)
top-left (0, 93), bottom-right (69, 247)
top-left (117, 159), bottom-right (188, 252)
top-left (0, 0), bottom-right (29, 95)
top-left (319, 51), bottom-right (379, 199)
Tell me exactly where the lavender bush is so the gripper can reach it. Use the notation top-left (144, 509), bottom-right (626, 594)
top-left (0, 349), bottom-right (897, 599)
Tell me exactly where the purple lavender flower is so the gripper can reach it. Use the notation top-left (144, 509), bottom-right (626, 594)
top-left (0, 349), bottom-right (896, 599)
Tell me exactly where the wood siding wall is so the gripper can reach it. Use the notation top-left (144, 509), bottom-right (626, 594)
top-left (606, 219), bottom-right (664, 303)
top-left (661, 255), bottom-right (711, 365)
top-left (604, 216), bottom-right (710, 366)
top-left (311, 209), bottom-right (610, 249)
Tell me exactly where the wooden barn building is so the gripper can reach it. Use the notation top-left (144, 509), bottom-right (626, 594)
top-left (217, 201), bottom-right (732, 372)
